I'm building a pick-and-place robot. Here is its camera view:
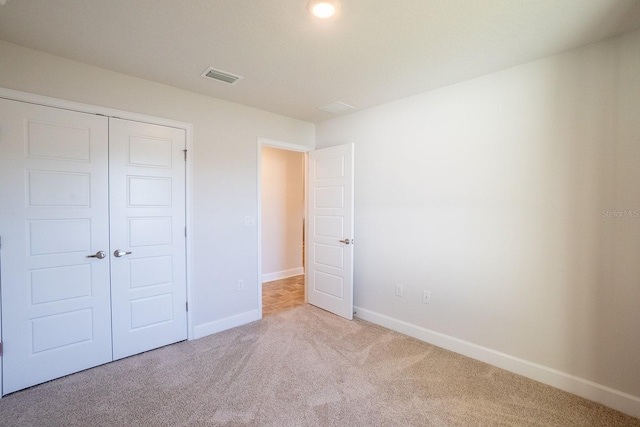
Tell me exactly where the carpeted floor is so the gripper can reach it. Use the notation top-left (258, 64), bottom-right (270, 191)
top-left (0, 304), bottom-right (638, 426)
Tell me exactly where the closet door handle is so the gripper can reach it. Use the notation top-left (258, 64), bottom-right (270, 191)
top-left (86, 251), bottom-right (106, 259)
top-left (114, 249), bottom-right (132, 257)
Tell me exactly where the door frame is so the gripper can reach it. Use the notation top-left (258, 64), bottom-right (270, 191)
top-left (0, 88), bottom-right (196, 353)
top-left (256, 137), bottom-right (311, 318)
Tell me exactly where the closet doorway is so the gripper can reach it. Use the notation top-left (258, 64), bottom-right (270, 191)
top-left (259, 144), bottom-right (306, 316)
top-left (0, 93), bottom-right (191, 395)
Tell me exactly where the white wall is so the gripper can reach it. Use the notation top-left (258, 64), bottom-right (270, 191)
top-left (316, 29), bottom-right (640, 414)
top-left (0, 40), bottom-right (315, 335)
top-left (261, 146), bottom-right (304, 281)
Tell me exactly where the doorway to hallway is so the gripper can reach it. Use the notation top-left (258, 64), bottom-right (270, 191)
top-left (257, 139), bottom-right (355, 320)
top-left (262, 275), bottom-right (305, 316)
top-left (260, 145), bottom-right (305, 317)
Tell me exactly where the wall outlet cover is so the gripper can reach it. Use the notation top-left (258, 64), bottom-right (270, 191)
top-left (422, 290), bottom-right (431, 304)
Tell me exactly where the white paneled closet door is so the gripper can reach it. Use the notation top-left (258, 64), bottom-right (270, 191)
top-left (0, 99), bottom-right (113, 394)
top-left (0, 99), bottom-right (188, 395)
top-left (108, 118), bottom-right (187, 360)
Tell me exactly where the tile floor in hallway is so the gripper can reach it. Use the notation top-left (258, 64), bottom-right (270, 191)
top-left (262, 274), bottom-right (305, 316)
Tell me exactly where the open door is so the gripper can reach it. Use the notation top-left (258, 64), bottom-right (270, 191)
top-left (306, 143), bottom-right (354, 320)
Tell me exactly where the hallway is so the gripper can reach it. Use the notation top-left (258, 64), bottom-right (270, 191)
top-left (262, 275), bottom-right (305, 316)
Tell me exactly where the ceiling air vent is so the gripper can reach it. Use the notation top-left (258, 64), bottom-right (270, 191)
top-left (201, 67), bottom-right (243, 85)
top-left (318, 101), bottom-right (354, 114)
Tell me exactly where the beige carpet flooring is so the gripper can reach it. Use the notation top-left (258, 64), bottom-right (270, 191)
top-left (0, 305), bottom-right (638, 426)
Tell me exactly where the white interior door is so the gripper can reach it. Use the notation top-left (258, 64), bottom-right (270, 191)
top-left (307, 143), bottom-right (354, 320)
top-left (108, 118), bottom-right (187, 360)
top-left (0, 99), bottom-right (112, 394)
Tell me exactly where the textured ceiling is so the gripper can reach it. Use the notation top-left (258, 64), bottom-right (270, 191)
top-left (1, 0), bottom-right (640, 123)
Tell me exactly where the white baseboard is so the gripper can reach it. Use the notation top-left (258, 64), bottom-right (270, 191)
top-left (262, 267), bottom-right (304, 283)
top-left (354, 306), bottom-right (640, 419)
top-left (193, 309), bottom-right (260, 339)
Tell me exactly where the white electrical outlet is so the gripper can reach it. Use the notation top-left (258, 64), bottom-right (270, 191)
top-left (422, 290), bottom-right (431, 304)
top-left (395, 284), bottom-right (403, 297)
top-left (237, 279), bottom-right (245, 291)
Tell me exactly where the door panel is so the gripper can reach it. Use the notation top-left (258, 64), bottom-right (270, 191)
top-left (108, 118), bottom-right (187, 360)
top-left (0, 99), bottom-right (112, 394)
top-left (307, 143), bottom-right (354, 320)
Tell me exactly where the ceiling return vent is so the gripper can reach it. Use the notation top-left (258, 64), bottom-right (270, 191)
top-left (201, 67), bottom-right (243, 85)
top-left (318, 101), bottom-right (354, 114)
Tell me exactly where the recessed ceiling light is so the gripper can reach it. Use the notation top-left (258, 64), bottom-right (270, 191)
top-left (308, 0), bottom-right (338, 19)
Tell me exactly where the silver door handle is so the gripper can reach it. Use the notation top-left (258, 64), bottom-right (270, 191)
top-left (114, 249), bottom-right (132, 257)
top-left (86, 251), bottom-right (106, 259)
top-left (338, 239), bottom-right (352, 245)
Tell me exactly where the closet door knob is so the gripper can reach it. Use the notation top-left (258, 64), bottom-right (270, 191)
top-left (86, 251), bottom-right (106, 259)
top-left (114, 249), bottom-right (132, 257)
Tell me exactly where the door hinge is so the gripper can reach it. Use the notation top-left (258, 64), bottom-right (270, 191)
top-left (183, 149), bottom-right (187, 161)
top-left (186, 301), bottom-right (188, 312)
top-left (185, 226), bottom-right (187, 237)
top-left (0, 342), bottom-right (3, 356)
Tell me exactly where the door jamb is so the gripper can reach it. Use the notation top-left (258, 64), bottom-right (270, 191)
top-left (0, 87), bottom-right (196, 342)
top-left (256, 137), bottom-right (311, 318)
